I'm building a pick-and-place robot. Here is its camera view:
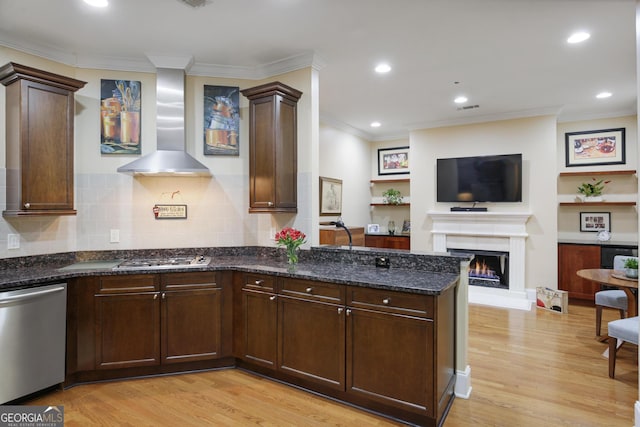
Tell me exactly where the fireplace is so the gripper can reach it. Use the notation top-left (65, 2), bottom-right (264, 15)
top-left (449, 249), bottom-right (509, 289)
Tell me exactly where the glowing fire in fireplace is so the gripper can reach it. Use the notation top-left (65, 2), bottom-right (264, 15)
top-left (470, 259), bottom-right (500, 281)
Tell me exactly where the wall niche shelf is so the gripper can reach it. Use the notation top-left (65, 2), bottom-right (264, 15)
top-left (370, 178), bottom-right (410, 184)
top-left (558, 169), bottom-right (637, 207)
top-left (370, 178), bottom-right (410, 207)
top-left (370, 203), bottom-right (410, 207)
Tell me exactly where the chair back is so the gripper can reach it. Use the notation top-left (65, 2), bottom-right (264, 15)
top-left (613, 255), bottom-right (638, 270)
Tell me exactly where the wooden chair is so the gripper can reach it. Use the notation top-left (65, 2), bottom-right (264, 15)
top-left (595, 255), bottom-right (636, 337)
top-left (607, 316), bottom-right (639, 378)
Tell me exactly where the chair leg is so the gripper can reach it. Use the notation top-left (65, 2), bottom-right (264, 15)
top-left (596, 306), bottom-right (603, 336)
top-left (609, 337), bottom-right (617, 378)
top-left (619, 309), bottom-right (626, 319)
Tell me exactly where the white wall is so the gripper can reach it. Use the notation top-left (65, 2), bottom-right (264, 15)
top-left (318, 124), bottom-right (371, 228)
top-left (0, 47), bottom-right (315, 257)
top-left (411, 115), bottom-right (559, 290)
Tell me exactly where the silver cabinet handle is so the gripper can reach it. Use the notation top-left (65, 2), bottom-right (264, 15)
top-left (153, 294), bottom-right (158, 300)
top-left (382, 298), bottom-right (391, 305)
top-left (269, 295), bottom-right (276, 301)
top-left (255, 279), bottom-right (264, 285)
top-left (306, 287), bottom-right (313, 293)
top-left (162, 293), bottom-right (166, 299)
top-left (267, 201), bottom-right (274, 206)
top-left (346, 309), bottom-right (351, 316)
top-left (337, 307), bottom-right (344, 314)
top-left (24, 203), bottom-right (30, 209)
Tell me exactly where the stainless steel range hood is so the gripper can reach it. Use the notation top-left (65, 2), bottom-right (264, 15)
top-left (117, 67), bottom-right (211, 176)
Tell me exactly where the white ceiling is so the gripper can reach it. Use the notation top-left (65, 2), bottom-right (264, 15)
top-left (0, 0), bottom-right (636, 140)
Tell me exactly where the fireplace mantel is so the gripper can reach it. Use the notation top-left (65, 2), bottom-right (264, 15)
top-left (427, 210), bottom-right (532, 308)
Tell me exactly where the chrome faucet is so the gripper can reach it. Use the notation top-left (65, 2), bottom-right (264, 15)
top-left (330, 219), bottom-right (352, 249)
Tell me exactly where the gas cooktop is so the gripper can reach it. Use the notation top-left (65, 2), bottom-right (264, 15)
top-left (113, 255), bottom-right (211, 270)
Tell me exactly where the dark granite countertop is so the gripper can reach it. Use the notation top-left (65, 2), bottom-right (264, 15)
top-left (0, 246), bottom-right (468, 296)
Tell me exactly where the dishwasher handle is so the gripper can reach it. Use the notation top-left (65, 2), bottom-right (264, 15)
top-left (0, 285), bottom-right (66, 305)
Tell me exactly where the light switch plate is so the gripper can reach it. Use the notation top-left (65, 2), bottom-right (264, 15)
top-left (110, 229), bottom-right (120, 243)
top-left (7, 234), bottom-right (19, 249)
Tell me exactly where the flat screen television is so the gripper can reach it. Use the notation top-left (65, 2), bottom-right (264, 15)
top-left (436, 153), bottom-right (522, 203)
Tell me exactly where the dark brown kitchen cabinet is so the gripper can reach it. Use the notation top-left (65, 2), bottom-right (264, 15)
top-left (241, 274), bottom-right (278, 369)
top-left (68, 272), bottom-right (229, 381)
top-left (278, 279), bottom-right (345, 390)
top-left (558, 243), bottom-right (601, 300)
top-left (365, 234), bottom-right (410, 250)
top-left (241, 82), bottom-right (302, 213)
top-left (0, 62), bottom-right (86, 216)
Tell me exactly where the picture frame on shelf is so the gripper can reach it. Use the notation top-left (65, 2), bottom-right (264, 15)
top-left (319, 176), bottom-right (342, 216)
top-left (378, 146), bottom-right (410, 175)
top-left (579, 212), bottom-right (611, 232)
top-left (367, 224), bottom-right (380, 233)
top-left (565, 128), bottom-right (625, 167)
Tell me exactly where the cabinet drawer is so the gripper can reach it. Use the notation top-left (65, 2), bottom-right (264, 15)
top-left (243, 274), bottom-right (276, 292)
top-left (98, 274), bottom-right (159, 294)
top-left (347, 286), bottom-right (433, 318)
top-left (279, 278), bottom-right (345, 304)
top-left (161, 272), bottom-right (218, 290)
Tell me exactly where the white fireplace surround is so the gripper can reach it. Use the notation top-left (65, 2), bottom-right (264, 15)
top-left (428, 211), bottom-right (532, 309)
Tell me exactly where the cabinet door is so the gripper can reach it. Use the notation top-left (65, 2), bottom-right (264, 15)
top-left (249, 96), bottom-right (276, 210)
top-left (161, 288), bottom-right (221, 364)
top-left (95, 292), bottom-right (160, 369)
top-left (242, 288), bottom-right (278, 368)
top-left (20, 80), bottom-right (75, 211)
top-left (278, 296), bottom-right (345, 390)
top-left (558, 244), bottom-right (601, 300)
top-left (346, 308), bottom-right (434, 416)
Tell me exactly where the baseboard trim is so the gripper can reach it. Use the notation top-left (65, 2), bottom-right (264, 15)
top-left (455, 365), bottom-right (472, 399)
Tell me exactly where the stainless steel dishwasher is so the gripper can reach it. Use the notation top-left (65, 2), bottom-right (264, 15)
top-left (0, 283), bottom-right (67, 404)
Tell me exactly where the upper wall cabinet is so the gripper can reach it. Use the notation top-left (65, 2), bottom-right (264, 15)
top-left (241, 82), bottom-right (302, 214)
top-left (0, 62), bottom-right (86, 217)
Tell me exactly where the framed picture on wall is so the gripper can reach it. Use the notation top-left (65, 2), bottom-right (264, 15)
top-left (378, 146), bottom-right (410, 175)
top-left (319, 176), bottom-right (342, 216)
top-left (565, 128), bottom-right (625, 167)
top-left (579, 212), bottom-right (611, 232)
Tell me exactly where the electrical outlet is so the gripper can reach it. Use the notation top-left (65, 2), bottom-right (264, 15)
top-left (110, 229), bottom-right (120, 243)
top-left (7, 234), bottom-right (19, 249)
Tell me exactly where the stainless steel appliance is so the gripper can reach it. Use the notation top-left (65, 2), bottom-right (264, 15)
top-left (0, 283), bottom-right (67, 404)
top-left (113, 255), bottom-right (211, 271)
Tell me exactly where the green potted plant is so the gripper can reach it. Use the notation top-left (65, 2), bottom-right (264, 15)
top-left (382, 188), bottom-right (403, 205)
top-left (623, 257), bottom-right (638, 279)
top-left (577, 178), bottom-right (610, 202)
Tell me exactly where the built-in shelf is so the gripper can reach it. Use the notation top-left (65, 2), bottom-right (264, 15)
top-left (559, 201), bottom-right (636, 207)
top-left (370, 178), bottom-right (410, 184)
top-left (370, 203), bottom-right (410, 207)
top-left (559, 170), bottom-right (636, 177)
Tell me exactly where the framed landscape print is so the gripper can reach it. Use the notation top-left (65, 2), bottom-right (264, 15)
top-left (565, 128), bottom-right (625, 167)
top-left (378, 146), bottom-right (410, 175)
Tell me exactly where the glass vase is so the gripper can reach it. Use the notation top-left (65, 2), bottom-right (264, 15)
top-left (286, 246), bottom-right (299, 265)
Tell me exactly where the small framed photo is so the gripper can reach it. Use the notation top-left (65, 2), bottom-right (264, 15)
top-left (565, 128), bottom-right (625, 167)
top-left (378, 146), bottom-right (410, 175)
top-left (580, 212), bottom-right (611, 232)
top-left (367, 224), bottom-right (380, 233)
top-left (319, 176), bottom-right (342, 216)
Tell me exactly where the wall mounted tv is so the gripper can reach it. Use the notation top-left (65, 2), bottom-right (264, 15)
top-left (436, 153), bottom-right (522, 203)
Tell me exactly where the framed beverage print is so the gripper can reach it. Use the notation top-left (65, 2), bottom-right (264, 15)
top-left (100, 79), bottom-right (141, 155)
top-left (579, 212), bottom-right (611, 232)
top-left (565, 128), bottom-right (625, 167)
top-left (378, 146), bottom-right (410, 175)
top-left (319, 176), bottom-right (342, 216)
top-left (203, 85), bottom-right (240, 156)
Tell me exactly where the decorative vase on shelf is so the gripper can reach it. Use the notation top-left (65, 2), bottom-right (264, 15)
top-left (584, 196), bottom-right (603, 202)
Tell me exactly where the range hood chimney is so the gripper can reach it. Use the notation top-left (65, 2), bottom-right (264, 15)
top-left (117, 63), bottom-right (211, 176)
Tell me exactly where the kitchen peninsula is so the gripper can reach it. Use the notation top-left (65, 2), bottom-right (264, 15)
top-left (0, 246), bottom-right (468, 427)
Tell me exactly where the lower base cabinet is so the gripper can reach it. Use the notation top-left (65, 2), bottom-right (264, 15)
top-left (238, 274), bottom-right (456, 427)
top-left (67, 271), bottom-right (231, 383)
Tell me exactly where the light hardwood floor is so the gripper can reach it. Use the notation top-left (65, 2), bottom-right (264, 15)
top-left (27, 300), bottom-right (637, 426)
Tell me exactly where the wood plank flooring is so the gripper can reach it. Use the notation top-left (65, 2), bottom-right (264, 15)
top-left (26, 300), bottom-right (637, 426)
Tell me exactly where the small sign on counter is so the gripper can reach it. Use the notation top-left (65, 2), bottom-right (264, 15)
top-left (153, 204), bottom-right (187, 219)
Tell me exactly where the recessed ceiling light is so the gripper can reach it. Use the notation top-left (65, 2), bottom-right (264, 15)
top-left (596, 91), bottom-right (612, 99)
top-left (454, 96), bottom-right (468, 104)
top-left (370, 122), bottom-right (381, 128)
top-left (83, 0), bottom-right (108, 6)
top-left (374, 63), bottom-right (391, 74)
top-left (567, 31), bottom-right (590, 44)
